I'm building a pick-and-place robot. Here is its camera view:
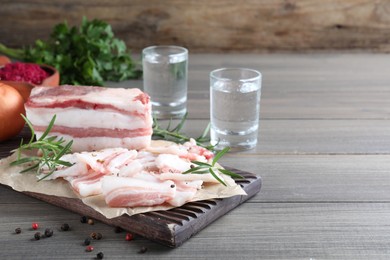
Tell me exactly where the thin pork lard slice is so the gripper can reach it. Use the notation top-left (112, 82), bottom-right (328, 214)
top-left (25, 85), bottom-right (153, 152)
top-left (102, 175), bottom-right (176, 207)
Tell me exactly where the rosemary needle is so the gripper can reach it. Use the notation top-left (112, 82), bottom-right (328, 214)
top-left (152, 112), bottom-right (214, 150)
top-left (9, 114), bottom-right (73, 181)
top-left (182, 147), bottom-right (244, 186)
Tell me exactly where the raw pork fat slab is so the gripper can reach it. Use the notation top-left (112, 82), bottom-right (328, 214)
top-left (25, 85), bottom-right (153, 152)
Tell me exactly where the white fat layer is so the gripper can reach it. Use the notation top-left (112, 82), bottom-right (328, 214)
top-left (102, 175), bottom-right (176, 205)
top-left (73, 179), bottom-right (102, 197)
top-left (118, 160), bottom-right (143, 177)
top-left (155, 154), bottom-right (191, 173)
top-left (26, 107), bottom-right (151, 130)
top-left (157, 172), bottom-right (220, 183)
top-left (29, 87), bottom-right (149, 114)
top-left (83, 88), bottom-right (148, 113)
top-left (38, 159), bottom-right (88, 180)
top-left (168, 180), bottom-right (203, 207)
top-left (105, 150), bottom-right (138, 174)
top-left (76, 148), bottom-right (137, 174)
top-left (102, 175), bottom-right (174, 193)
top-left (34, 132), bottom-right (151, 152)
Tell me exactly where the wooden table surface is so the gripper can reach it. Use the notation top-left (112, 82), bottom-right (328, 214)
top-left (1, 53), bottom-right (390, 259)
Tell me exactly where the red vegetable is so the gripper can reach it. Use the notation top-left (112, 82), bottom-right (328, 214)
top-left (0, 55), bottom-right (11, 66)
top-left (0, 62), bottom-right (49, 85)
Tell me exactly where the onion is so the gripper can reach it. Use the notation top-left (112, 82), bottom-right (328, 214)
top-left (0, 82), bottom-right (26, 142)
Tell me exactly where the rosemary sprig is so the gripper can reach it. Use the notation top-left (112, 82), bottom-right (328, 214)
top-left (152, 112), bottom-right (214, 149)
top-left (182, 147), bottom-right (244, 186)
top-left (10, 114), bottom-right (73, 181)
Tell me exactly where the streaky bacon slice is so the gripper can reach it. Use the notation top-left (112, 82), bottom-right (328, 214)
top-left (168, 180), bottom-right (203, 207)
top-left (25, 85), bottom-right (152, 152)
top-left (66, 170), bottom-right (106, 197)
top-left (101, 175), bottom-right (176, 207)
top-left (146, 139), bottom-right (214, 162)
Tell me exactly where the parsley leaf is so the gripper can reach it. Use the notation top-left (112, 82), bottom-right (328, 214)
top-left (0, 17), bottom-right (141, 86)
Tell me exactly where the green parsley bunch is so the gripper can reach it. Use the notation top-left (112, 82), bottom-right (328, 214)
top-left (0, 17), bottom-right (141, 85)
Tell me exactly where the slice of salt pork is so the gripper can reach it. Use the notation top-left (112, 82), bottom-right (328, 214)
top-left (25, 85), bottom-right (152, 152)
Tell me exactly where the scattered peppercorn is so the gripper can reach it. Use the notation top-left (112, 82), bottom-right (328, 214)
top-left (86, 245), bottom-right (94, 252)
top-left (125, 233), bottom-right (133, 241)
top-left (96, 252), bottom-right (104, 259)
top-left (44, 228), bottom-right (54, 237)
top-left (61, 223), bottom-right (70, 231)
top-left (32, 223), bottom-right (39, 230)
top-left (15, 228), bottom-right (21, 234)
top-left (170, 184), bottom-right (175, 188)
top-left (84, 237), bottom-right (91, 246)
top-left (90, 232), bottom-right (98, 239)
top-left (114, 226), bottom-right (122, 233)
top-left (138, 246), bottom-right (148, 254)
top-left (96, 232), bottom-right (103, 240)
top-left (34, 232), bottom-right (41, 240)
top-left (87, 219), bottom-right (94, 225)
top-left (80, 216), bottom-right (88, 223)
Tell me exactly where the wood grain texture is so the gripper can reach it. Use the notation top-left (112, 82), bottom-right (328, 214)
top-left (1, 53), bottom-right (390, 258)
top-left (1, 1), bottom-right (390, 52)
top-left (1, 199), bottom-right (390, 259)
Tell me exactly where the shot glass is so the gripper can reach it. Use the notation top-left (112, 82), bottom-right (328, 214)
top-left (142, 46), bottom-right (188, 118)
top-left (210, 68), bottom-right (262, 151)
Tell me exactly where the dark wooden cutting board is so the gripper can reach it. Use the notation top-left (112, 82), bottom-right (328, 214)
top-left (0, 127), bottom-right (262, 247)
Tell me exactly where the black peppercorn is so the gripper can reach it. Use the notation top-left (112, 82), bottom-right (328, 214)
top-left (96, 232), bottom-right (103, 240)
top-left (44, 228), bottom-right (53, 237)
top-left (96, 252), bottom-right (104, 259)
top-left (34, 232), bottom-right (41, 240)
top-left (114, 226), bottom-right (122, 233)
top-left (84, 237), bottom-right (91, 246)
top-left (80, 216), bottom-right (87, 223)
top-left (61, 223), bottom-right (70, 231)
top-left (138, 247), bottom-right (147, 254)
top-left (15, 227), bottom-right (21, 234)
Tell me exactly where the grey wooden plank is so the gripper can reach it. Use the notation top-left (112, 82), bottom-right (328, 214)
top-left (1, 202), bottom-right (390, 259)
top-left (176, 119), bottom-right (390, 154)
top-left (221, 155), bottom-right (390, 202)
top-left (186, 85), bottom-right (390, 120)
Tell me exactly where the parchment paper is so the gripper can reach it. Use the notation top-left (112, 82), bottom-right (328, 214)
top-left (0, 149), bottom-right (246, 219)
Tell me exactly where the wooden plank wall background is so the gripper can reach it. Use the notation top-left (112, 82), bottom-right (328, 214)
top-left (1, 0), bottom-right (390, 53)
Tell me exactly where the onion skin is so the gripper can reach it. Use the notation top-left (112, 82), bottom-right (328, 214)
top-left (0, 82), bottom-right (26, 142)
top-left (0, 55), bottom-right (11, 66)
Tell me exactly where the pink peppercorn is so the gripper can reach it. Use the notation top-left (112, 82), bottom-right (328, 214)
top-left (32, 223), bottom-right (39, 230)
top-left (0, 62), bottom-right (49, 85)
top-left (125, 233), bottom-right (133, 241)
